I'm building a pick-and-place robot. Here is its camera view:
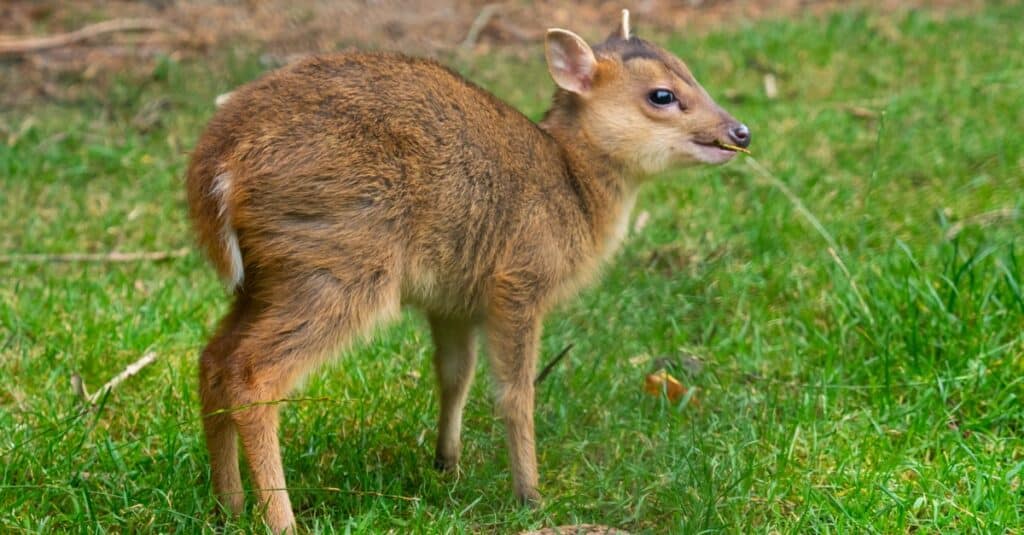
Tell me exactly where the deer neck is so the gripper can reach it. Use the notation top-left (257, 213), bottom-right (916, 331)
top-left (540, 109), bottom-right (638, 262)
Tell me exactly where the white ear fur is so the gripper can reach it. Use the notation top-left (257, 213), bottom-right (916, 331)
top-left (545, 29), bottom-right (597, 95)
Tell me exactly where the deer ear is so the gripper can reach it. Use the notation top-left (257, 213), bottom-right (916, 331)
top-left (545, 29), bottom-right (597, 95)
top-left (611, 9), bottom-right (631, 40)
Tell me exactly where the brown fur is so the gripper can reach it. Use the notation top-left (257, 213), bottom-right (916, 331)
top-left (186, 14), bottom-right (747, 533)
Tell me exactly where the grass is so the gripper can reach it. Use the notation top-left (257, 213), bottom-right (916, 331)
top-left (2, 3), bottom-right (1023, 533)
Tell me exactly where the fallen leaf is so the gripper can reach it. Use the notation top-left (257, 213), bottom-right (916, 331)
top-left (644, 369), bottom-right (691, 403)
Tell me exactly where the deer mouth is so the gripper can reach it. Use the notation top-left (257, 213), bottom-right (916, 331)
top-left (693, 139), bottom-right (750, 154)
top-left (688, 139), bottom-right (739, 164)
top-left (712, 140), bottom-right (751, 154)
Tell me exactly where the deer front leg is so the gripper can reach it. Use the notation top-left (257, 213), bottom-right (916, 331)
top-left (484, 307), bottom-right (542, 505)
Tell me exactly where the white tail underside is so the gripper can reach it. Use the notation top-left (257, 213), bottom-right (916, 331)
top-left (212, 171), bottom-right (244, 288)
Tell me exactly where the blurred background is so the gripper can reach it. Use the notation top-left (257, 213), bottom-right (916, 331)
top-left (0, 0), bottom-right (984, 106)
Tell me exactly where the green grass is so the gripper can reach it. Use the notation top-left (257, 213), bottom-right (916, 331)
top-left (3, 4), bottom-right (1023, 533)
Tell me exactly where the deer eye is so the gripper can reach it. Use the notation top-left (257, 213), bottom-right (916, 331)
top-left (647, 89), bottom-right (676, 107)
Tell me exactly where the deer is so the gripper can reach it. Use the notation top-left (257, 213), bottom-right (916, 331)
top-left (186, 9), bottom-right (750, 532)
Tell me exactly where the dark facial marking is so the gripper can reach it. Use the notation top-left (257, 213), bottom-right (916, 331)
top-left (598, 36), bottom-right (697, 88)
top-left (620, 47), bottom-right (660, 62)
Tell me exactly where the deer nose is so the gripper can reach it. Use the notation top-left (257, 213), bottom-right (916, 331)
top-left (728, 123), bottom-right (751, 148)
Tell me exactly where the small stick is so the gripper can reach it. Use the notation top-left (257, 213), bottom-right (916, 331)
top-left (315, 487), bottom-right (421, 502)
top-left (80, 351), bottom-right (159, 405)
top-left (0, 247), bottom-right (189, 264)
top-left (214, 486), bottom-right (421, 503)
top-left (460, 4), bottom-right (502, 51)
top-left (534, 344), bottom-right (573, 385)
top-left (520, 524), bottom-right (630, 535)
top-left (70, 373), bottom-right (89, 403)
top-left (944, 207), bottom-right (1018, 240)
top-left (714, 140), bottom-right (751, 154)
top-left (0, 18), bottom-right (172, 56)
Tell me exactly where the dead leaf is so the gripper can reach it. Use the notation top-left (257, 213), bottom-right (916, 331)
top-left (644, 369), bottom-right (693, 404)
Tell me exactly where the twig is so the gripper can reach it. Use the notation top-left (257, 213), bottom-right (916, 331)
top-left (308, 487), bottom-right (420, 502)
top-left (73, 351), bottom-right (159, 405)
top-left (841, 104), bottom-right (879, 120)
top-left (90, 351), bottom-right (159, 404)
top-left (213, 486), bottom-right (421, 502)
top-left (460, 4), bottom-right (503, 51)
top-left (520, 525), bottom-right (630, 535)
top-left (487, 19), bottom-right (541, 43)
top-left (0, 18), bottom-right (171, 55)
top-left (0, 247), bottom-right (190, 264)
top-left (944, 207), bottom-right (1019, 240)
top-left (70, 373), bottom-right (89, 402)
top-left (535, 344), bottom-right (573, 385)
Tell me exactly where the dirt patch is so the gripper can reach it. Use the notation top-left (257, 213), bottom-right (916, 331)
top-left (0, 0), bottom-right (981, 107)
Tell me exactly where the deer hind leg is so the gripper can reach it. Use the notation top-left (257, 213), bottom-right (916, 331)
top-left (217, 266), bottom-right (400, 533)
top-left (428, 315), bottom-right (478, 472)
top-left (199, 293), bottom-right (258, 516)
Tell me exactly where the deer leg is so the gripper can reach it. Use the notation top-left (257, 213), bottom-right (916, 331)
top-left (428, 315), bottom-right (478, 471)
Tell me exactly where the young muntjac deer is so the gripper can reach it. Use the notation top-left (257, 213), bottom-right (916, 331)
top-left (187, 10), bottom-right (749, 532)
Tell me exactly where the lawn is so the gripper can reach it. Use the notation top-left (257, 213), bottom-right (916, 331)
top-left (2, 3), bottom-right (1023, 533)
